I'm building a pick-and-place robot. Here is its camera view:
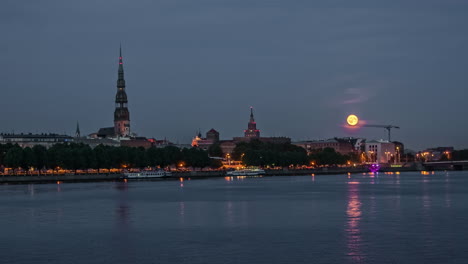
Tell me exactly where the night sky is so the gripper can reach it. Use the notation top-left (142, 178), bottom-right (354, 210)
top-left (1, 0), bottom-right (467, 150)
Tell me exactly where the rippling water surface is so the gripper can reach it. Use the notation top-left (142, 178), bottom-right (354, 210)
top-left (1, 171), bottom-right (467, 264)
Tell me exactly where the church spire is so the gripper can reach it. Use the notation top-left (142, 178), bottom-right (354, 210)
top-left (119, 44), bottom-right (123, 65)
top-left (250, 106), bottom-right (255, 122)
top-left (244, 107), bottom-right (260, 138)
top-left (118, 44), bottom-right (125, 85)
top-left (114, 45), bottom-right (130, 137)
top-left (75, 121), bottom-right (80, 138)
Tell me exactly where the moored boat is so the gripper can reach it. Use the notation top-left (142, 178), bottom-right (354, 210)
top-left (226, 168), bottom-right (266, 176)
top-left (369, 163), bottom-right (381, 173)
top-left (123, 170), bottom-right (172, 179)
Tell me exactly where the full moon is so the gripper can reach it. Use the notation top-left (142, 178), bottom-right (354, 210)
top-left (347, 114), bottom-right (359, 126)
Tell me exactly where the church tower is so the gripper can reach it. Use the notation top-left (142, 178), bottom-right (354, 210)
top-left (244, 107), bottom-right (260, 138)
top-left (75, 122), bottom-right (81, 138)
top-left (114, 46), bottom-right (130, 137)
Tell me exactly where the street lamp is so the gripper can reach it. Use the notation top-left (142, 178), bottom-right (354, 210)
top-left (360, 152), bottom-right (366, 163)
top-left (444, 151), bottom-right (451, 160)
top-left (396, 147), bottom-right (400, 164)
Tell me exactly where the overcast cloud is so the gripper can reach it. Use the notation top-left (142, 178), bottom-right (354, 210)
top-left (1, 0), bottom-right (467, 150)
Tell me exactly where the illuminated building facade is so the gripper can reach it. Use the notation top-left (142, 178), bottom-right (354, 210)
top-left (364, 140), bottom-right (395, 163)
top-left (192, 129), bottom-right (219, 150)
top-left (418, 147), bottom-right (453, 162)
top-left (244, 107), bottom-right (260, 138)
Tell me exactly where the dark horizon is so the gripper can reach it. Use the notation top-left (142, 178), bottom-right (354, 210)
top-left (1, 0), bottom-right (468, 150)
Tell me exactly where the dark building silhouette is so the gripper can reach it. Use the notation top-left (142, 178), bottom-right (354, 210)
top-left (0, 133), bottom-right (72, 148)
top-left (75, 122), bottom-right (80, 138)
top-left (206, 128), bottom-right (219, 142)
top-left (234, 107), bottom-right (290, 145)
top-left (96, 127), bottom-right (115, 138)
top-left (190, 108), bottom-right (290, 156)
top-left (120, 137), bottom-right (153, 149)
top-left (244, 107), bottom-right (260, 138)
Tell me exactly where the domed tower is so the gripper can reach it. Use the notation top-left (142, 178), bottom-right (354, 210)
top-left (114, 46), bottom-right (130, 137)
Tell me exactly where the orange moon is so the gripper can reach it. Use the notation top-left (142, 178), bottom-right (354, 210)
top-left (347, 115), bottom-right (359, 126)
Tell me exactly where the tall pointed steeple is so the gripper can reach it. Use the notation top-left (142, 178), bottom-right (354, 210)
top-left (244, 107), bottom-right (260, 138)
top-left (75, 122), bottom-right (81, 138)
top-left (250, 107), bottom-right (255, 122)
top-left (117, 44), bottom-right (125, 89)
top-left (114, 45), bottom-right (130, 137)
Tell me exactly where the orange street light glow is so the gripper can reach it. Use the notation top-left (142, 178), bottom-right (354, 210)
top-left (347, 114), bottom-right (359, 126)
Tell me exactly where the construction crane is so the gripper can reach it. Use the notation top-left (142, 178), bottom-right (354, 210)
top-left (363, 124), bottom-right (400, 142)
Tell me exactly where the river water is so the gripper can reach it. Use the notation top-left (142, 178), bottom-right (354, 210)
top-left (1, 171), bottom-right (467, 264)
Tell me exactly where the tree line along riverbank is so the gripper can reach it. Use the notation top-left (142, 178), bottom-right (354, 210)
top-left (2, 140), bottom-right (464, 185)
top-left (0, 141), bottom-right (360, 174)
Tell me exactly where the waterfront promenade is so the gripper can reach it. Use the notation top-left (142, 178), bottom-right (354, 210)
top-left (0, 164), bottom-right (437, 184)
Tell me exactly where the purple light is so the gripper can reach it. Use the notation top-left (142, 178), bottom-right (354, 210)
top-left (369, 163), bottom-right (380, 173)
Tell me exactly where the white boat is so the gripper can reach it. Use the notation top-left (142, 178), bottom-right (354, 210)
top-left (226, 169), bottom-right (266, 176)
top-left (123, 170), bottom-right (172, 179)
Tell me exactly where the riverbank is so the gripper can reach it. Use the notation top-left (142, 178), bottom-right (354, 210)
top-left (0, 173), bottom-right (122, 184)
top-left (0, 166), bottom-right (426, 184)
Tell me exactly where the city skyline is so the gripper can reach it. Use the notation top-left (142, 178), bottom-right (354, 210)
top-left (1, 1), bottom-right (468, 150)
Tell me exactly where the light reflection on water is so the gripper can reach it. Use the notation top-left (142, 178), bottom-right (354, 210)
top-left (1, 172), bottom-right (468, 264)
top-left (115, 182), bottom-right (130, 226)
top-left (27, 184), bottom-right (35, 197)
top-left (179, 201), bottom-right (186, 225)
top-left (394, 173), bottom-right (401, 213)
top-left (445, 172), bottom-right (451, 208)
top-left (346, 181), bottom-right (365, 262)
top-left (422, 173), bottom-right (432, 211)
top-left (225, 201), bottom-right (233, 226)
